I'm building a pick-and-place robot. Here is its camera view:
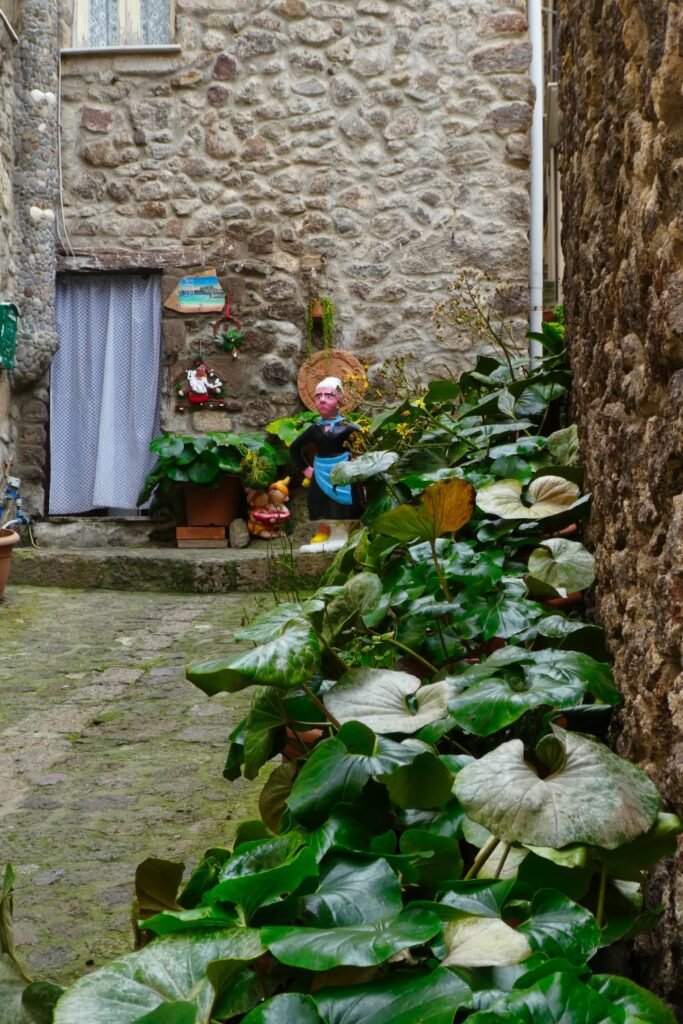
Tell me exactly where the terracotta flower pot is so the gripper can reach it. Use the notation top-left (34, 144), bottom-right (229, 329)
top-left (283, 726), bottom-right (324, 762)
top-left (309, 300), bottom-right (324, 320)
top-left (0, 528), bottom-right (20, 601)
top-left (184, 476), bottom-right (243, 527)
top-left (543, 591), bottom-right (583, 610)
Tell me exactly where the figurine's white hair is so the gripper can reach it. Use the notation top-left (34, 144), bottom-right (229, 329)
top-left (315, 376), bottom-right (344, 394)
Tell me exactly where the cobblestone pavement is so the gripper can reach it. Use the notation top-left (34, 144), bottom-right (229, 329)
top-left (0, 584), bottom-right (271, 986)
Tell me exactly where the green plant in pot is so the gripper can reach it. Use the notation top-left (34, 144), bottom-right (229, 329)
top-left (306, 297), bottom-right (335, 354)
top-left (138, 431), bottom-right (288, 526)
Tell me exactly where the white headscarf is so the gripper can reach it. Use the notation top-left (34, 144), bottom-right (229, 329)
top-left (315, 376), bottom-right (344, 394)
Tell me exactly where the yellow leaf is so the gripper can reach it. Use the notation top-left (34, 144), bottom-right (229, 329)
top-left (422, 478), bottom-right (475, 536)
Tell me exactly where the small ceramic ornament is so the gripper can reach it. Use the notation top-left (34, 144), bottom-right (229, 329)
top-left (174, 356), bottom-right (228, 413)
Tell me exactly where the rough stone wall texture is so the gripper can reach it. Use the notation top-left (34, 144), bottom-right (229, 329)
top-left (559, 0), bottom-right (683, 1006)
top-left (57, 0), bottom-right (532, 432)
top-left (0, 17), bottom-right (18, 486)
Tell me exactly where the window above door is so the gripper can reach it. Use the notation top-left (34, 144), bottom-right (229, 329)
top-left (72, 0), bottom-right (174, 48)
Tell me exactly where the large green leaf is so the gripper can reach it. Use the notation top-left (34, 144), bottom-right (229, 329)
top-left (447, 650), bottom-right (616, 737)
top-left (324, 670), bottom-right (450, 734)
top-left (596, 812), bottom-right (683, 880)
top-left (205, 837), bottom-right (318, 921)
top-left (53, 932), bottom-right (261, 1024)
top-left (314, 968), bottom-right (472, 1024)
top-left (441, 916), bottom-right (532, 967)
top-left (517, 890), bottom-right (601, 965)
top-left (143, 905), bottom-right (239, 938)
top-left (476, 476), bottom-right (581, 520)
top-left (242, 994), bottom-right (323, 1024)
top-left (286, 740), bottom-right (370, 828)
top-left (373, 503), bottom-right (435, 542)
top-left (301, 857), bottom-right (401, 927)
top-left (186, 618), bottom-right (321, 693)
top-left (234, 605), bottom-right (313, 643)
top-left (261, 907), bottom-right (441, 970)
top-left (590, 975), bottom-right (676, 1024)
top-left (243, 688), bottom-right (288, 780)
top-left (527, 538), bottom-right (595, 593)
top-left (470, 971), bottom-right (622, 1023)
top-left (454, 727), bottom-right (659, 849)
top-left (330, 450), bottom-right (398, 483)
top-left (187, 452), bottom-right (221, 485)
top-left (447, 674), bottom-right (583, 737)
top-left (546, 424), bottom-right (580, 465)
top-left (383, 753), bottom-right (455, 810)
top-left (325, 573), bottom-right (383, 638)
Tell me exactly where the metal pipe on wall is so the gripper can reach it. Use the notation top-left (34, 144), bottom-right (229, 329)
top-left (528, 0), bottom-right (545, 365)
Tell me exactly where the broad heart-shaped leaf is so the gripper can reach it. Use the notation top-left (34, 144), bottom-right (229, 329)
top-left (590, 975), bottom-right (676, 1024)
top-left (324, 670), bottom-right (450, 734)
top-left (234, 604), bottom-right (313, 643)
top-left (314, 968), bottom-right (472, 1024)
top-left (446, 650), bottom-right (616, 737)
top-left (205, 836), bottom-right (318, 922)
top-left (330, 450), bottom-right (398, 483)
top-left (441, 916), bottom-right (532, 967)
top-left (527, 538), bottom-right (595, 593)
top-left (242, 993), bottom-right (323, 1024)
top-left (287, 739), bottom-right (370, 828)
top-left (325, 573), bottom-right (383, 638)
top-left (186, 617), bottom-right (321, 693)
top-left (476, 475), bottom-right (580, 520)
top-left (373, 503), bottom-right (435, 542)
top-left (53, 931), bottom-right (262, 1024)
top-left (243, 688), bottom-right (288, 780)
top-left (383, 752), bottom-right (455, 810)
top-left (470, 971), bottom-right (623, 1023)
top-left (301, 856), bottom-right (401, 927)
top-left (455, 727), bottom-right (660, 849)
top-left (517, 889), bottom-right (601, 966)
top-left (422, 478), bottom-right (475, 534)
top-left (261, 906), bottom-right (441, 970)
top-left (447, 672), bottom-right (585, 737)
top-left (597, 812), bottom-right (683, 880)
top-left (547, 423), bottom-right (580, 465)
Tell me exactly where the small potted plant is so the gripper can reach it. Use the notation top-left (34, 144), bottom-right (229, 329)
top-left (138, 431), bottom-right (289, 528)
top-left (306, 296), bottom-right (335, 354)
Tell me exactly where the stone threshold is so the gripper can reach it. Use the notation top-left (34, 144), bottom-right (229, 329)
top-left (9, 545), bottom-right (330, 594)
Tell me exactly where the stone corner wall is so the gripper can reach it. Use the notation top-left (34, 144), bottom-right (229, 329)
top-left (57, 0), bottom-right (533, 435)
top-left (558, 0), bottom-right (683, 1006)
top-left (0, 20), bottom-right (18, 489)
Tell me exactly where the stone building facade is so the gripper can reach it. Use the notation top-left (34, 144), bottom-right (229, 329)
top-left (4, 0), bottom-right (532, 515)
top-left (559, 0), bottom-right (683, 1006)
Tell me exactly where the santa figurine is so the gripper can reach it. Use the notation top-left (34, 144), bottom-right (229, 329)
top-left (186, 363), bottom-right (222, 405)
top-left (290, 376), bottom-right (363, 552)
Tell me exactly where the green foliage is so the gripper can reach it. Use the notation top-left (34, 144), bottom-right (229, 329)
top-left (28, 327), bottom-right (679, 1024)
top-left (138, 431), bottom-right (288, 506)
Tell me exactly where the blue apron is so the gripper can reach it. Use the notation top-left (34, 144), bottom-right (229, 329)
top-left (313, 452), bottom-right (353, 506)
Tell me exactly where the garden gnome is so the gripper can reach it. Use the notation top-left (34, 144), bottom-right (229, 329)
top-left (246, 477), bottom-right (291, 540)
top-left (290, 376), bottom-right (362, 552)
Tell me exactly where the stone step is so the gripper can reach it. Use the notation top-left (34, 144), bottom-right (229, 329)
top-left (9, 544), bottom-right (331, 594)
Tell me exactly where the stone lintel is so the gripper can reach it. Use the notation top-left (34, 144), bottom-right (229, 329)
top-left (56, 246), bottom-right (209, 272)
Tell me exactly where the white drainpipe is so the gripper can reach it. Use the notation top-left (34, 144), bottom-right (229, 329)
top-left (528, 0), bottom-right (545, 365)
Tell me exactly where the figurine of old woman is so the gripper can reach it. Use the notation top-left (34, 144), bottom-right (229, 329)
top-left (290, 376), bottom-right (362, 550)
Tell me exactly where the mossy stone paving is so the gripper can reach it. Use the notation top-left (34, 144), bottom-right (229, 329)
top-left (0, 584), bottom-right (270, 984)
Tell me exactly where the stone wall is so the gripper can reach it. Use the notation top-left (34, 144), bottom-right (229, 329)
top-left (57, 0), bottom-right (532, 434)
top-left (0, 9), bottom-right (18, 489)
top-left (559, 0), bottom-right (683, 1006)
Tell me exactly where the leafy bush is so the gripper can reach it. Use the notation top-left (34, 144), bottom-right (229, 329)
top-left (8, 324), bottom-right (678, 1023)
top-left (138, 431), bottom-right (289, 507)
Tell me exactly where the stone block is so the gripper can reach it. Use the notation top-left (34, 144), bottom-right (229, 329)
top-left (80, 106), bottom-right (112, 133)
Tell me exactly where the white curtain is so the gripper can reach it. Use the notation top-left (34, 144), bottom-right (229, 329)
top-left (50, 274), bottom-right (161, 514)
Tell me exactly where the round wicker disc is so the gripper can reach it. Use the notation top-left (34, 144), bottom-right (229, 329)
top-left (298, 349), bottom-right (368, 412)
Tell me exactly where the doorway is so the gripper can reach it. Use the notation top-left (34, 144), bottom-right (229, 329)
top-left (49, 273), bottom-right (162, 515)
